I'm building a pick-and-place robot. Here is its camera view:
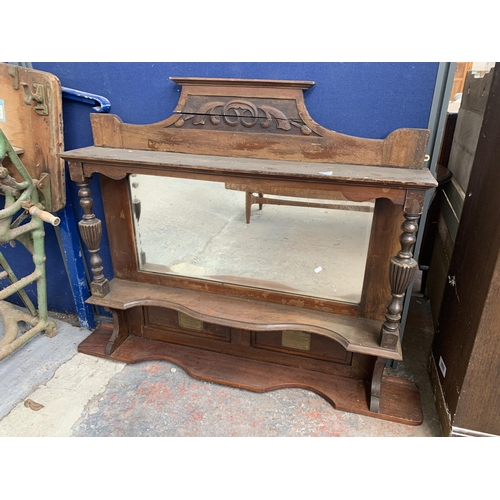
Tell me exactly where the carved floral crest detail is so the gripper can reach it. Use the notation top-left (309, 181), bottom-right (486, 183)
top-left (171, 99), bottom-right (313, 135)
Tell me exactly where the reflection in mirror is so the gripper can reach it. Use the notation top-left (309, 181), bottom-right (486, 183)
top-left (130, 175), bottom-right (374, 304)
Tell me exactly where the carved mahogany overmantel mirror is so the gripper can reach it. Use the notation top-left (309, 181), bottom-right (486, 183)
top-left (61, 77), bottom-right (437, 425)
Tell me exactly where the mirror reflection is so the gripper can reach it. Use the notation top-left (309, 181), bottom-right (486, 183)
top-left (130, 175), bottom-right (374, 304)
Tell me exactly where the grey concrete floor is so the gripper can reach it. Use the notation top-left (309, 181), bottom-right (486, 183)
top-left (0, 283), bottom-right (442, 437)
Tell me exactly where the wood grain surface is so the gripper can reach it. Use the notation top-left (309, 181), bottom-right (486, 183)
top-left (78, 323), bottom-right (422, 425)
top-left (86, 278), bottom-right (402, 360)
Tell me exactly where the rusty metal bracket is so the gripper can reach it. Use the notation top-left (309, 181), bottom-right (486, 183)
top-left (20, 81), bottom-right (49, 116)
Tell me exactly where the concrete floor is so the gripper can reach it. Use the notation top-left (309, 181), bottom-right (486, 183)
top-left (0, 284), bottom-right (442, 437)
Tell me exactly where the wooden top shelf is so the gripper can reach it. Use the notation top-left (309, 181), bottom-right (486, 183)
top-left (61, 146), bottom-right (437, 190)
top-left (169, 77), bottom-right (316, 89)
top-left (87, 278), bottom-right (403, 360)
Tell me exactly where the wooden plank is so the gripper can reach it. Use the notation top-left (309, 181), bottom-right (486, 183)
top-left (99, 175), bottom-right (138, 278)
top-left (169, 77), bottom-right (316, 89)
top-left (60, 146), bottom-right (437, 189)
top-left (78, 324), bottom-right (422, 425)
top-left (86, 278), bottom-right (402, 360)
top-left (447, 70), bottom-right (493, 192)
top-left (456, 244), bottom-right (500, 434)
top-left (447, 108), bottom-right (484, 192)
top-left (359, 198), bottom-right (404, 321)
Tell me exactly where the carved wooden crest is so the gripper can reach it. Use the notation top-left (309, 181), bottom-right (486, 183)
top-left (90, 77), bottom-right (429, 168)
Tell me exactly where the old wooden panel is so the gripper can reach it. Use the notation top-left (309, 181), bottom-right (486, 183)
top-left (447, 109), bottom-right (485, 192)
top-left (453, 253), bottom-right (500, 434)
top-left (432, 65), bottom-right (500, 435)
top-left (447, 69), bottom-right (493, 192)
top-left (0, 63), bottom-right (65, 212)
top-left (359, 198), bottom-right (404, 321)
top-left (88, 77), bottom-right (429, 169)
top-left (425, 71), bottom-right (488, 324)
top-left (99, 175), bottom-right (138, 278)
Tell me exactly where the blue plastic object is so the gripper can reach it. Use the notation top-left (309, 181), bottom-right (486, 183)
top-left (55, 180), bottom-right (96, 329)
top-left (61, 87), bottom-right (111, 113)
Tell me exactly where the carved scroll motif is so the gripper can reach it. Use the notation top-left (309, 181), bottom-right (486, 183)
top-left (170, 99), bottom-right (314, 135)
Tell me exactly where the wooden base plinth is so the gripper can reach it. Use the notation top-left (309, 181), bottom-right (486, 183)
top-left (79, 323), bottom-right (423, 426)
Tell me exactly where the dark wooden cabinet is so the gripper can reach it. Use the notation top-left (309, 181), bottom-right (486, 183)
top-left (430, 66), bottom-right (500, 437)
top-left (61, 77), bottom-right (436, 425)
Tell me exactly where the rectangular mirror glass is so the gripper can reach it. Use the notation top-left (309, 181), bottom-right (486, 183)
top-left (130, 175), bottom-right (374, 304)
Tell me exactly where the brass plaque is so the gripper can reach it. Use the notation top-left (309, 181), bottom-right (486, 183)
top-left (281, 330), bottom-right (311, 351)
top-left (178, 312), bottom-right (203, 331)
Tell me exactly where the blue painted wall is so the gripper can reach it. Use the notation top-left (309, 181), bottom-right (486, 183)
top-left (35, 62), bottom-right (438, 137)
top-left (4, 62), bottom-right (439, 315)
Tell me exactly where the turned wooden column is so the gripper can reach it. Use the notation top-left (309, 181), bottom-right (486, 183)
top-left (77, 178), bottom-right (110, 297)
top-left (380, 190), bottom-right (425, 349)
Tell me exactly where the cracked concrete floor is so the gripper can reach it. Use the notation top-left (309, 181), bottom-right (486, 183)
top-left (0, 290), bottom-right (442, 437)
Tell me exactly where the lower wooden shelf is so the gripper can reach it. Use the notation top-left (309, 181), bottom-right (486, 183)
top-left (79, 323), bottom-right (423, 426)
top-left (87, 278), bottom-right (403, 360)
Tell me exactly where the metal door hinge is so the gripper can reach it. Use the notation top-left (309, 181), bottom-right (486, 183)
top-left (20, 81), bottom-right (49, 115)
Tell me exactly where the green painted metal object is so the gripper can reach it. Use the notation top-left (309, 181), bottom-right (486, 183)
top-left (0, 129), bottom-right (59, 360)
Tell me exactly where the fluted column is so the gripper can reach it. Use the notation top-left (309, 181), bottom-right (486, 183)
top-left (380, 209), bottom-right (420, 349)
top-left (77, 178), bottom-right (110, 297)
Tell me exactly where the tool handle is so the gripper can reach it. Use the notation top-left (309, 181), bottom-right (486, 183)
top-left (28, 206), bottom-right (60, 226)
